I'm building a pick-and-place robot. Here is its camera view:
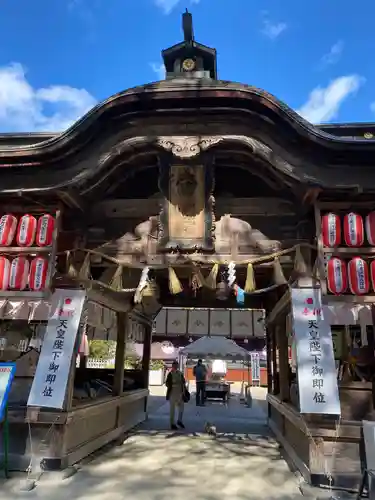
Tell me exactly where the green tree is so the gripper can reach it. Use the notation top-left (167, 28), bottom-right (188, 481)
top-left (89, 340), bottom-right (112, 359)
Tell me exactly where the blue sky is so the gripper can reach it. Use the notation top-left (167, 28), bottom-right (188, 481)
top-left (0, 0), bottom-right (373, 132)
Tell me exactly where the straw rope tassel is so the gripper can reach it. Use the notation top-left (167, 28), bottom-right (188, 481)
top-left (273, 257), bottom-right (287, 285)
top-left (66, 251), bottom-right (78, 278)
top-left (168, 267), bottom-right (183, 294)
top-left (244, 262), bottom-right (256, 293)
top-left (195, 268), bottom-right (206, 287)
top-left (294, 245), bottom-right (308, 275)
top-left (191, 270), bottom-right (203, 289)
top-left (78, 253), bottom-right (91, 280)
top-left (205, 263), bottom-right (219, 289)
top-left (312, 256), bottom-right (320, 280)
top-left (109, 265), bottom-right (123, 291)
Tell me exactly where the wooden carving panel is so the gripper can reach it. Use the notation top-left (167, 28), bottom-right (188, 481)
top-left (158, 161), bottom-right (215, 252)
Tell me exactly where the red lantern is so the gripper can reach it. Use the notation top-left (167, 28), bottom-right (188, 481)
top-left (344, 212), bottom-right (364, 247)
top-left (0, 257), bottom-right (10, 290)
top-left (0, 214), bottom-right (17, 246)
top-left (9, 257), bottom-right (30, 290)
top-left (29, 257), bottom-right (49, 291)
top-left (366, 212), bottom-right (375, 246)
top-left (348, 257), bottom-right (369, 295)
top-left (36, 214), bottom-right (55, 247)
top-left (327, 257), bottom-right (347, 295)
top-left (321, 213), bottom-right (341, 247)
top-left (16, 215), bottom-right (37, 247)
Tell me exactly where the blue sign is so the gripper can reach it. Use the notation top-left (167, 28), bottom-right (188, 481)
top-left (0, 363), bottom-right (16, 421)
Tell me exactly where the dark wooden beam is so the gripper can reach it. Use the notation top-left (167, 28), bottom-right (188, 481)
top-left (57, 189), bottom-right (86, 211)
top-left (91, 197), bottom-right (297, 219)
top-left (302, 187), bottom-right (322, 205)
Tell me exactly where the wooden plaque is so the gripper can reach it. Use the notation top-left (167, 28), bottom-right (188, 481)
top-left (158, 160), bottom-right (215, 252)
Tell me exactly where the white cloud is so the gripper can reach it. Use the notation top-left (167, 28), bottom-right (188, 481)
top-left (0, 63), bottom-right (97, 132)
top-left (150, 62), bottom-right (165, 80)
top-left (296, 75), bottom-right (364, 124)
top-left (320, 40), bottom-right (344, 67)
top-left (260, 12), bottom-right (287, 40)
top-left (155, 0), bottom-right (200, 15)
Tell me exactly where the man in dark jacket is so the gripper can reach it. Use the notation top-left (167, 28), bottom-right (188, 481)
top-left (193, 359), bottom-right (207, 406)
top-left (165, 361), bottom-right (186, 430)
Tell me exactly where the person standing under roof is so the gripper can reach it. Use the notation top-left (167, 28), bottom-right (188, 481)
top-left (193, 358), bottom-right (207, 406)
top-left (165, 361), bottom-right (186, 430)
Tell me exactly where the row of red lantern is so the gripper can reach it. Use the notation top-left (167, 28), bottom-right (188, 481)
top-left (327, 256), bottom-right (375, 295)
top-left (321, 212), bottom-right (375, 247)
top-left (0, 256), bottom-right (49, 291)
top-left (0, 214), bottom-right (55, 247)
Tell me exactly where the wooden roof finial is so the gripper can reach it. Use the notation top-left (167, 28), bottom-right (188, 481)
top-left (182, 8), bottom-right (194, 42)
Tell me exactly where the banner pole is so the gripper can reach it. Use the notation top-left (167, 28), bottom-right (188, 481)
top-left (3, 404), bottom-right (9, 478)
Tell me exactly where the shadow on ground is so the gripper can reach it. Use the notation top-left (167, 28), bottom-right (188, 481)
top-left (0, 389), bottom-right (303, 500)
top-left (1, 431), bottom-right (303, 500)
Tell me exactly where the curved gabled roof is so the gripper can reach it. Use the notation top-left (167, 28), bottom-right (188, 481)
top-left (0, 78), bottom-right (374, 159)
top-left (0, 78), bottom-right (374, 195)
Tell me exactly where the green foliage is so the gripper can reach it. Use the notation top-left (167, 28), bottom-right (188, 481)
top-left (150, 359), bottom-right (165, 371)
top-left (124, 357), bottom-right (142, 369)
top-left (89, 340), bottom-right (114, 359)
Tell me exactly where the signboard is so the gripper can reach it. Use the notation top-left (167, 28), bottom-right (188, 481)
top-left (250, 352), bottom-right (260, 383)
top-left (291, 288), bottom-right (340, 415)
top-left (0, 363), bottom-right (16, 421)
top-left (28, 289), bottom-right (86, 409)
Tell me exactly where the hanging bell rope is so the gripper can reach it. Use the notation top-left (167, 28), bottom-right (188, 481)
top-left (205, 263), bottom-right (219, 289)
top-left (168, 267), bottom-right (183, 294)
top-left (244, 262), bottom-right (256, 293)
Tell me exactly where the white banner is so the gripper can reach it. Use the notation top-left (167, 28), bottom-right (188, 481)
top-left (188, 309), bottom-right (209, 336)
top-left (291, 288), bottom-right (340, 415)
top-left (231, 309), bottom-right (253, 337)
top-left (167, 308), bottom-right (187, 335)
top-left (28, 289), bottom-right (86, 409)
top-left (209, 309), bottom-right (230, 336)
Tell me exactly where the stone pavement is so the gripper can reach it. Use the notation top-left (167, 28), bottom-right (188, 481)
top-left (0, 387), bottom-right (305, 500)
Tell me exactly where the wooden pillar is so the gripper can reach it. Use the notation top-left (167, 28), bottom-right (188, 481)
top-left (313, 202), bottom-right (327, 294)
top-left (266, 323), bottom-right (273, 393)
top-left (272, 324), bottom-right (279, 395)
top-left (142, 323), bottom-right (152, 389)
top-left (65, 354), bottom-right (77, 411)
top-left (276, 319), bottom-right (290, 402)
top-left (113, 312), bottom-right (127, 396)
